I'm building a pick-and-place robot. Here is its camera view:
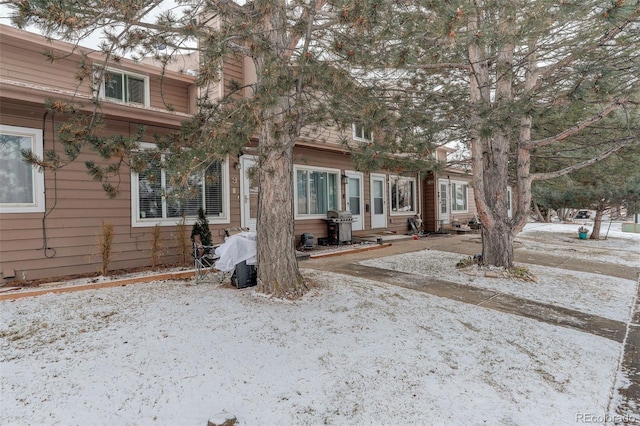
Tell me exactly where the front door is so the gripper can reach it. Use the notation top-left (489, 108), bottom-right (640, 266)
top-left (345, 171), bottom-right (364, 231)
top-left (438, 179), bottom-right (449, 229)
top-left (370, 174), bottom-right (387, 229)
top-left (240, 155), bottom-right (258, 231)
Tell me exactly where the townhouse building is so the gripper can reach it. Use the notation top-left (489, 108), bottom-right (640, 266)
top-left (0, 24), bottom-right (477, 283)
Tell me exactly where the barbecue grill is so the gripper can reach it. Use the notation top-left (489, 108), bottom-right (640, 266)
top-left (325, 210), bottom-right (353, 244)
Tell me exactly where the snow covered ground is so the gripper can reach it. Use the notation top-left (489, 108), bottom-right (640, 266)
top-left (361, 222), bottom-right (640, 323)
top-left (518, 221), bottom-right (640, 268)
top-left (1, 222), bottom-right (639, 425)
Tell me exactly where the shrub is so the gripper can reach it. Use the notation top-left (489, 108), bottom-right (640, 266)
top-left (191, 207), bottom-right (212, 247)
top-left (97, 220), bottom-right (115, 275)
top-left (176, 216), bottom-right (190, 266)
top-left (151, 224), bottom-right (163, 270)
top-left (456, 256), bottom-right (474, 268)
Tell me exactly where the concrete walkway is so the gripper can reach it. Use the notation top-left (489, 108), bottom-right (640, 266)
top-left (2, 232), bottom-right (638, 419)
top-left (301, 234), bottom-right (640, 423)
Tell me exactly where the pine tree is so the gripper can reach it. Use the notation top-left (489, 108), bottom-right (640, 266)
top-left (10, 0), bottom-right (640, 277)
top-left (533, 142), bottom-right (640, 239)
top-left (340, 0), bottom-right (640, 268)
top-left (8, 0), bottom-right (406, 297)
top-left (191, 207), bottom-right (212, 248)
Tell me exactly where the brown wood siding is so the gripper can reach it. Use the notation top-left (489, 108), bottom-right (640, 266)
top-left (222, 54), bottom-right (244, 98)
top-left (299, 124), bottom-right (349, 147)
top-left (148, 75), bottom-right (192, 113)
top-left (1, 25), bottom-right (477, 280)
top-left (291, 146), bottom-right (421, 242)
top-left (0, 100), bottom-right (200, 282)
top-left (226, 164), bottom-right (244, 232)
top-left (0, 38), bottom-right (85, 93)
top-left (1, 25), bottom-right (194, 116)
top-left (294, 146), bottom-right (354, 243)
top-left (423, 172), bottom-right (438, 232)
top-left (447, 173), bottom-right (476, 226)
top-left (426, 171), bottom-right (477, 230)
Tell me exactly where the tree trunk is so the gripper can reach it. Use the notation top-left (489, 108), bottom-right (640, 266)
top-left (590, 208), bottom-right (604, 240)
top-left (469, 5), bottom-right (520, 269)
top-left (250, 4), bottom-right (307, 298)
top-left (558, 208), bottom-right (568, 222)
top-left (255, 127), bottom-right (306, 297)
top-left (531, 199), bottom-right (546, 222)
top-left (481, 222), bottom-right (515, 267)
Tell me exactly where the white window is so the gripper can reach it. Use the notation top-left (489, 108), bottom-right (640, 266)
top-left (451, 181), bottom-right (468, 212)
top-left (0, 125), bottom-right (45, 213)
top-left (99, 68), bottom-right (149, 106)
top-left (390, 175), bottom-right (416, 214)
top-left (507, 186), bottom-right (513, 218)
top-left (352, 123), bottom-right (373, 142)
top-left (131, 150), bottom-right (229, 227)
top-left (295, 166), bottom-right (340, 218)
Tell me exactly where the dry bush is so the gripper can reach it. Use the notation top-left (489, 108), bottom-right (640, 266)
top-left (151, 224), bottom-right (163, 270)
top-left (97, 220), bottom-right (115, 275)
top-left (176, 216), bottom-right (190, 266)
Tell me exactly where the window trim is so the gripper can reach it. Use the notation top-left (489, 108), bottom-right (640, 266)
top-left (450, 180), bottom-right (469, 213)
top-left (345, 170), bottom-right (365, 231)
top-left (352, 123), bottom-right (373, 142)
top-left (389, 175), bottom-right (417, 216)
top-left (98, 67), bottom-right (151, 107)
top-left (294, 165), bottom-right (342, 219)
top-left (0, 125), bottom-right (45, 214)
top-left (130, 145), bottom-right (230, 227)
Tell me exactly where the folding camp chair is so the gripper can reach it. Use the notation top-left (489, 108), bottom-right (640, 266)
top-left (193, 241), bottom-right (220, 284)
top-left (224, 226), bottom-right (250, 237)
top-left (192, 227), bottom-right (250, 284)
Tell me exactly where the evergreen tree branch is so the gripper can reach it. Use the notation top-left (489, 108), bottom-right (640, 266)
top-left (524, 99), bottom-right (626, 149)
top-left (285, 0), bottom-right (327, 60)
top-left (416, 63), bottom-right (470, 71)
top-left (534, 3), bottom-right (640, 93)
top-left (531, 136), bottom-right (636, 181)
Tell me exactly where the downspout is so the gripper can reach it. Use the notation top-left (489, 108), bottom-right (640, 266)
top-left (39, 110), bottom-right (57, 258)
top-left (417, 170), bottom-right (421, 230)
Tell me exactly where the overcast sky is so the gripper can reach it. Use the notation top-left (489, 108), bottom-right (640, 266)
top-left (0, 2), bottom-right (179, 51)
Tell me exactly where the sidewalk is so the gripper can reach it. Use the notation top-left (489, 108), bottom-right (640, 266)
top-left (2, 232), bottom-right (638, 420)
top-left (302, 233), bottom-right (640, 423)
top-left (325, 233), bottom-right (639, 280)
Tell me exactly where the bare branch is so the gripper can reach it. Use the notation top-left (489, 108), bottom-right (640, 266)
top-left (523, 99), bottom-right (625, 149)
top-left (535, 4), bottom-right (640, 90)
top-left (416, 63), bottom-right (470, 71)
top-left (284, 0), bottom-right (328, 61)
top-left (531, 136), bottom-right (637, 181)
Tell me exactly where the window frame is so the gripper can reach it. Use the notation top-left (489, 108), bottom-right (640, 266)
top-left (352, 123), bottom-right (373, 142)
top-left (450, 180), bottom-right (469, 213)
top-left (294, 165), bottom-right (341, 219)
top-left (0, 125), bottom-right (45, 214)
top-left (98, 67), bottom-right (150, 107)
top-left (130, 145), bottom-right (230, 227)
top-left (389, 175), bottom-right (417, 215)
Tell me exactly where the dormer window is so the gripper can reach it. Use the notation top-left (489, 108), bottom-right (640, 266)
top-left (99, 68), bottom-right (149, 107)
top-left (352, 123), bottom-right (373, 142)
